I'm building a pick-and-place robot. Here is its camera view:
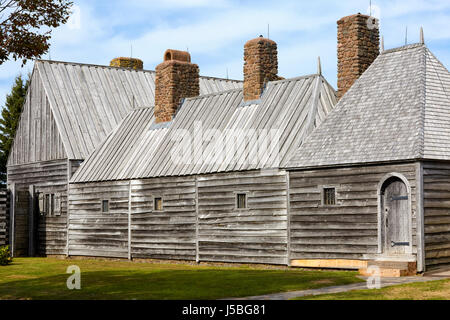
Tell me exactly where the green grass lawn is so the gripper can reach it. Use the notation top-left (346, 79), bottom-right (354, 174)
top-left (296, 279), bottom-right (450, 300)
top-left (0, 258), bottom-right (362, 300)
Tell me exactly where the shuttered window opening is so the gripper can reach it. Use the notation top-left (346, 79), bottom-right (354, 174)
top-left (55, 193), bottom-right (61, 216)
top-left (154, 197), bottom-right (163, 211)
top-left (45, 194), bottom-right (50, 216)
top-left (102, 200), bottom-right (109, 213)
top-left (237, 193), bottom-right (247, 209)
top-left (39, 193), bottom-right (45, 215)
top-left (50, 194), bottom-right (55, 216)
top-left (323, 188), bottom-right (336, 206)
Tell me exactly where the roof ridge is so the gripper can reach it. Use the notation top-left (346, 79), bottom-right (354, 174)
top-left (36, 59), bottom-right (242, 82)
top-left (184, 87), bottom-right (243, 101)
top-left (415, 45), bottom-right (427, 158)
top-left (381, 43), bottom-right (425, 55)
top-left (269, 73), bottom-right (320, 85)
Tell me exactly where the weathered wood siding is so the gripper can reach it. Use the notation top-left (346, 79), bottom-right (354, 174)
top-left (7, 69), bottom-right (66, 166)
top-left (288, 163), bottom-right (418, 260)
top-left (197, 170), bottom-right (288, 265)
top-left (68, 169), bottom-right (288, 264)
top-left (130, 177), bottom-right (196, 260)
top-left (0, 190), bottom-right (8, 246)
top-left (7, 160), bottom-right (68, 255)
top-left (68, 181), bottom-right (129, 258)
top-left (423, 161), bottom-right (450, 269)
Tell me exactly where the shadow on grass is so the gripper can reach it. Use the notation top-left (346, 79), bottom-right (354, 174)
top-left (0, 268), bottom-right (362, 300)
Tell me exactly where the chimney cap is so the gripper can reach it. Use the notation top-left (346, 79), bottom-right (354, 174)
top-left (110, 57), bottom-right (144, 70)
top-left (245, 36), bottom-right (277, 47)
top-left (164, 49), bottom-right (191, 63)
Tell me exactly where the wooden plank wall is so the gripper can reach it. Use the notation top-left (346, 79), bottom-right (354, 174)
top-left (0, 190), bottom-right (9, 247)
top-left (7, 160), bottom-right (68, 255)
top-left (68, 169), bottom-right (288, 264)
top-left (7, 69), bottom-right (67, 166)
top-left (130, 177), bottom-right (197, 260)
top-left (289, 163), bottom-right (418, 260)
top-left (423, 161), bottom-right (450, 269)
top-left (68, 180), bottom-right (129, 258)
top-left (197, 170), bottom-right (288, 265)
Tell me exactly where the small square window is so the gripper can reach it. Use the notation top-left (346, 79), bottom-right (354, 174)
top-left (102, 200), bottom-right (109, 213)
top-left (154, 197), bottom-right (163, 211)
top-left (237, 193), bottom-right (247, 209)
top-left (323, 188), bottom-right (336, 206)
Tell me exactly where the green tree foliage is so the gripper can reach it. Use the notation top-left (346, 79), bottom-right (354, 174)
top-left (0, 74), bottom-right (29, 185)
top-left (0, 245), bottom-right (12, 266)
top-left (0, 0), bottom-right (73, 65)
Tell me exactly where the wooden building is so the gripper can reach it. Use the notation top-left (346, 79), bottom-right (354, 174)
top-left (68, 72), bottom-right (337, 264)
top-left (6, 13), bottom-right (450, 275)
top-left (6, 59), bottom-right (241, 257)
top-left (286, 42), bottom-right (450, 273)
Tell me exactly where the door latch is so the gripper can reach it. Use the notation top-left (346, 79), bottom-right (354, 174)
top-left (391, 241), bottom-right (409, 247)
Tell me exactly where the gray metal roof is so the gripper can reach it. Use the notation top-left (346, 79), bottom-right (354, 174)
top-left (71, 74), bottom-right (337, 183)
top-left (287, 43), bottom-right (450, 169)
top-left (36, 60), bottom-right (242, 160)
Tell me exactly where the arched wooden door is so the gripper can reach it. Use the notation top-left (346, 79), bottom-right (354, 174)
top-left (381, 177), bottom-right (411, 255)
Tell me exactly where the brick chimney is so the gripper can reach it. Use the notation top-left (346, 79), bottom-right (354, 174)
top-left (110, 57), bottom-right (144, 70)
top-left (154, 49), bottom-right (200, 123)
top-left (337, 13), bottom-right (380, 99)
top-left (243, 36), bottom-right (279, 101)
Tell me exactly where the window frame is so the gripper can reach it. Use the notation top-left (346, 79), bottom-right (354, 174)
top-left (235, 192), bottom-right (249, 210)
top-left (153, 196), bottom-right (163, 212)
top-left (321, 186), bottom-right (338, 206)
top-left (101, 199), bottom-right (110, 213)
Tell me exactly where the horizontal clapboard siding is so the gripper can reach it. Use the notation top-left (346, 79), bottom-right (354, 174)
top-left (289, 163), bottom-right (418, 260)
top-left (197, 170), bottom-right (288, 265)
top-left (423, 161), bottom-right (450, 269)
top-left (130, 177), bottom-right (197, 260)
top-left (7, 160), bottom-right (68, 255)
top-left (0, 190), bottom-right (8, 247)
top-left (68, 181), bottom-right (130, 258)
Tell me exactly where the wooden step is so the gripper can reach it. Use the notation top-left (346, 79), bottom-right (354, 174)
top-left (359, 261), bottom-right (417, 277)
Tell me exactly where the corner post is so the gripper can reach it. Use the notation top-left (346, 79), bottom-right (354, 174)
top-left (416, 162), bottom-right (426, 272)
top-left (9, 183), bottom-right (15, 257)
top-left (128, 180), bottom-right (132, 260)
top-left (28, 185), bottom-right (35, 257)
top-left (286, 171), bottom-right (291, 267)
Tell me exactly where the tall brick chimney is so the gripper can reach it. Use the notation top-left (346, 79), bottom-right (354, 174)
top-left (154, 49), bottom-right (200, 123)
top-left (337, 13), bottom-right (380, 99)
top-left (110, 57), bottom-right (144, 70)
top-left (243, 36), bottom-right (279, 101)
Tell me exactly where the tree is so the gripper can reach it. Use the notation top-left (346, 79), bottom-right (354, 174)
top-left (0, 0), bottom-right (73, 66)
top-left (0, 74), bottom-right (29, 185)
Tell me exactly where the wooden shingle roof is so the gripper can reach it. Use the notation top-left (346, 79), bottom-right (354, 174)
top-left (36, 60), bottom-right (242, 160)
top-left (71, 74), bottom-right (337, 182)
top-left (286, 43), bottom-right (450, 169)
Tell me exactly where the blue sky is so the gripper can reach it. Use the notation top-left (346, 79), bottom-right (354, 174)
top-left (1, 0), bottom-right (450, 108)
